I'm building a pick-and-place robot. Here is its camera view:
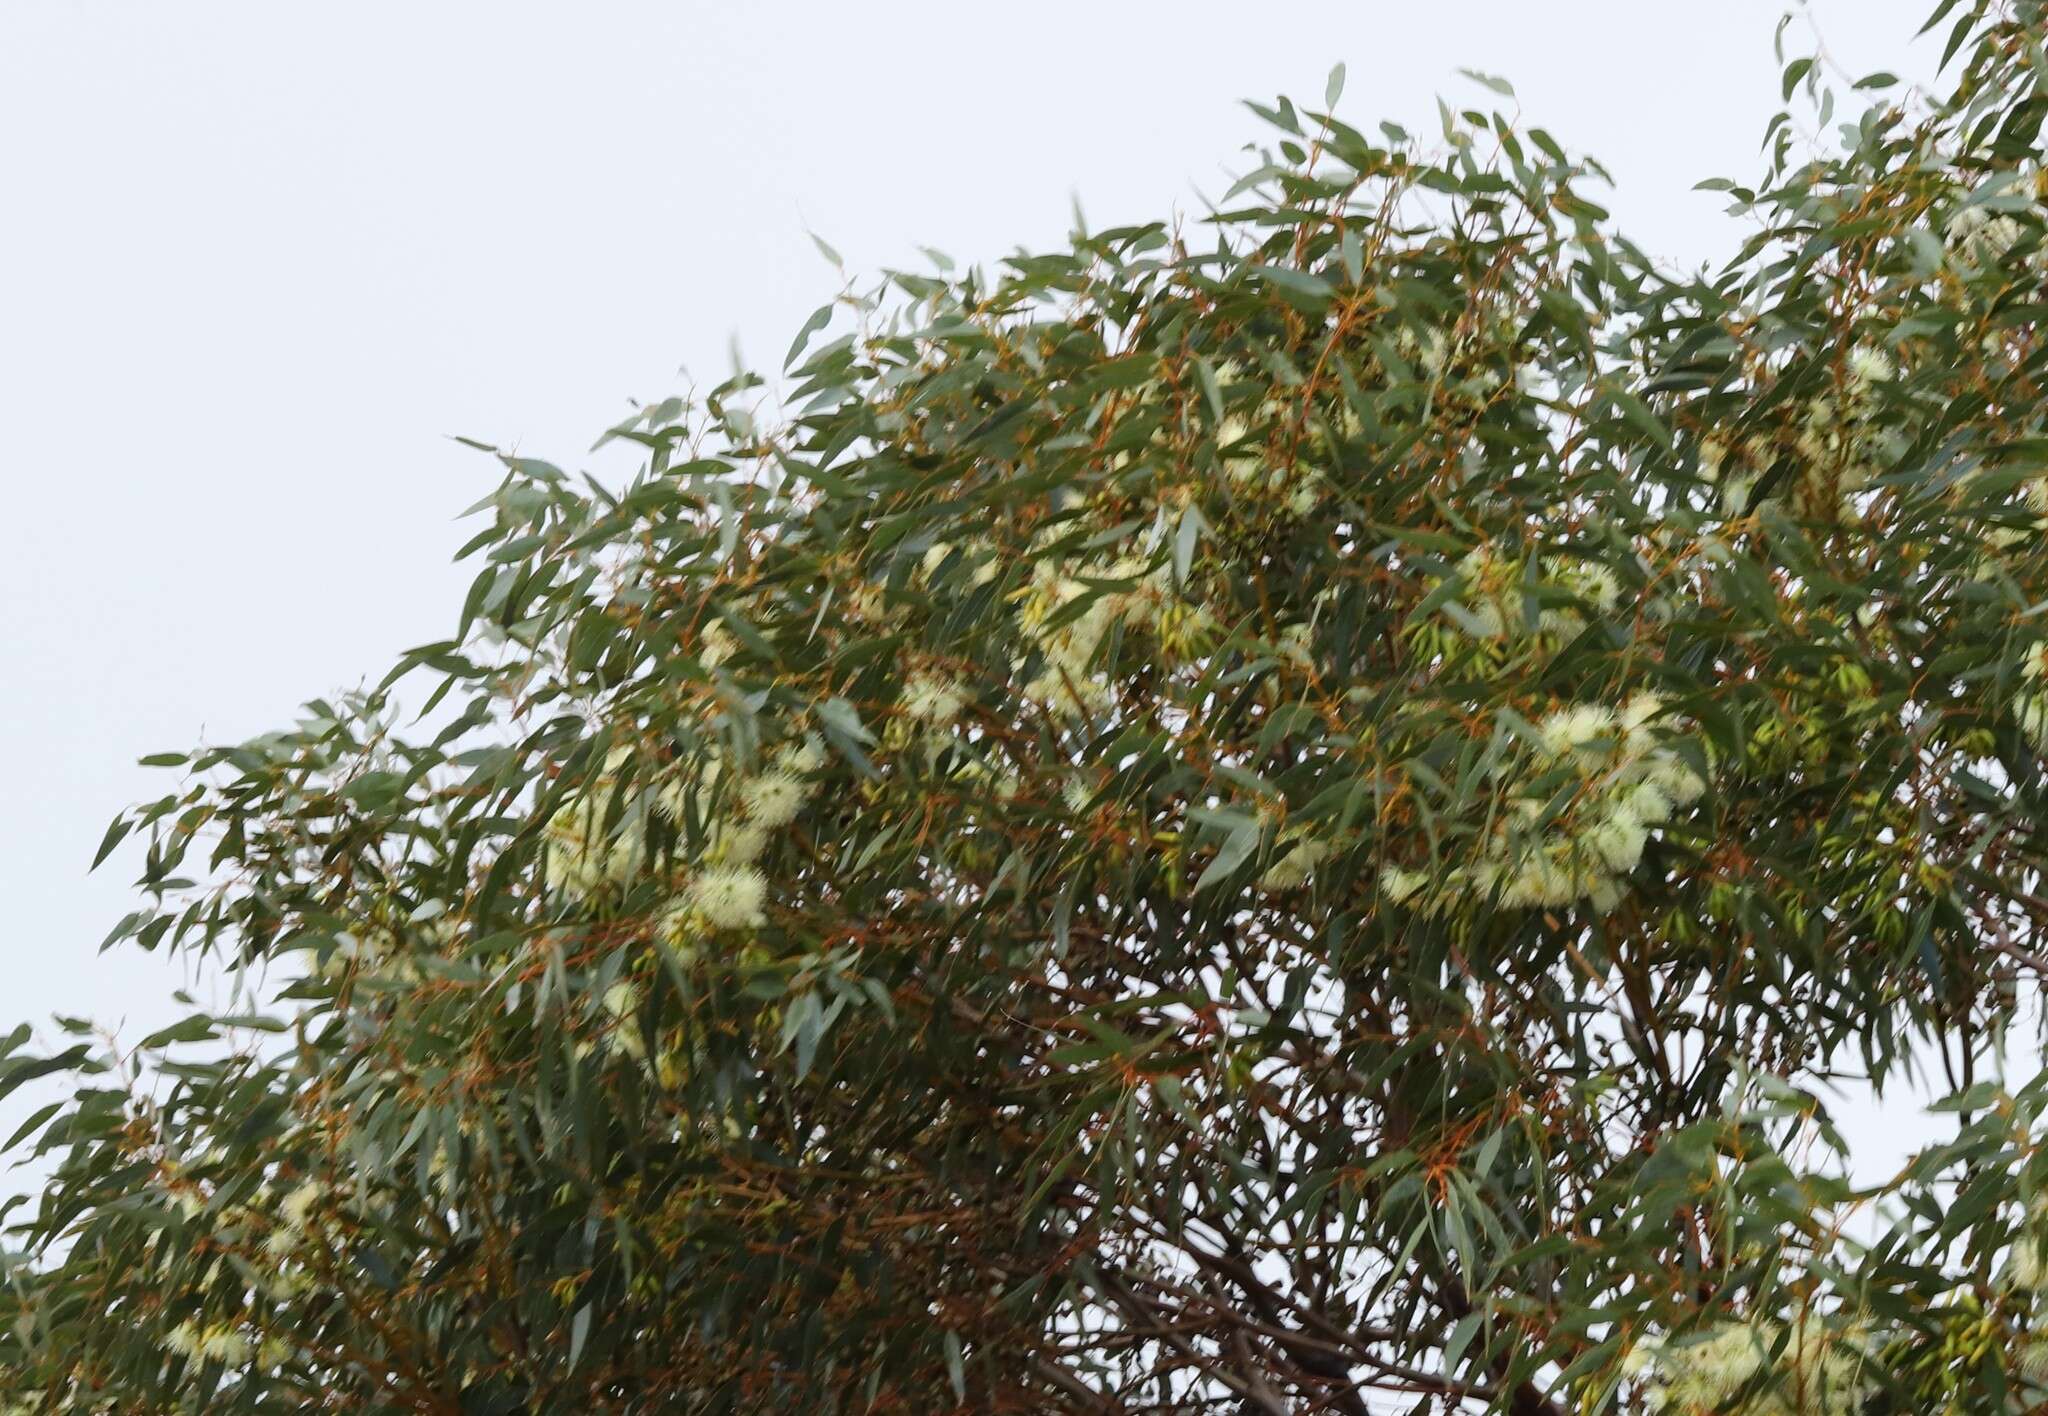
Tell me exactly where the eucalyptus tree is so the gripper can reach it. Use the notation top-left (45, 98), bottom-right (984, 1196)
top-left (10, 2), bottom-right (2048, 1411)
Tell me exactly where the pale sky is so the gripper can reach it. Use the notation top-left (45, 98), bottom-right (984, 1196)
top-left (0, 1), bottom-right (1955, 1195)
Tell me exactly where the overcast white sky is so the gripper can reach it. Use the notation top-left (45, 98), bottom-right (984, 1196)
top-left (0, 1), bottom-right (1968, 1194)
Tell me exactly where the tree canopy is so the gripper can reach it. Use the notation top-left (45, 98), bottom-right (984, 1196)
top-left (14, 3), bottom-right (2048, 1411)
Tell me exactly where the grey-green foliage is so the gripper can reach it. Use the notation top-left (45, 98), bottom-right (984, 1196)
top-left (9, 2), bottom-right (2048, 1411)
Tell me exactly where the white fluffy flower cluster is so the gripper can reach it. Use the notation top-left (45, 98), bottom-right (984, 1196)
top-left (2003, 1193), bottom-right (2048, 1293)
top-left (1014, 544), bottom-right (1210, 720)
top-left (696, 618), bottom-right (737, 669)
top-left (542, 747), bottom-right (649, 897)
top-left (314, 903), bottom-right (456, 984)
top-left (1698, 433), bottom-right (1772, 518)
top-left (1212, 382), bottom-right (1329, 515)
top-left (1845, 347), bottom-right (1894, 390)
top-left (1258, 830), bottom-right (1330, 893)
top-left (2017, 643), bottom-right (2048, 753)
top-left (277, 1180), bottom-right (322, 1232)
top-left (1947, 201), bottom-right (2030, 274)
top-left (650, 735), bottom-right (826, 948)
top-left (1627, 1320), bottom-right (1869, 1416)
top-left (1696, 343), bottom-right (1905, 525)
top-left (1437, 544), bottom-right (1624, 645)
top-left (683, 865), bottom-right (770, 931)
top-left (541, 732), bottom-right (825, 955)
top-left (602, 979), bottom-right (645, 1059)
top-left (1016, 556), bottom-right (1121, 720)
top-left (1789, 346), bottom-right (1899, 517)
top-left (246, 1176), bottom-right (328, 1306)
top-left (2012, 1233), bottom-right (2048, 1292)
top-left (161, 1319), bottom-right (274, 1369)
top-left (1381, 865), bottom-right (1429, 904)
top-left (917, 538), bottom-right (1004, 589)
top-left (1389, 693), bottom-right (1707, 915)
top-left (900, 670), bottom-right (968, 729)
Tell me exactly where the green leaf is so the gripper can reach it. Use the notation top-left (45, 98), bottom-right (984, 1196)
top-left (341, 771), bottom-right (408, 810)
top-left (816, 696), bottom-right (876, 747)
top-left (1782, 56), bottom-right (1815, 100)
top-left (817, 696), bottom-right (880, 779)
top-left (943, 1329), bottom-right (966, 1403)
top-left (1195, 812), bottom-right (1260, 892)
top-left (90, 814), bottom-right (134, 871)
top-left (1173, 505), bottom-right (1206, 587)
top-left (1194, 356), bottom-right (1225, 424)
top-left (1457, 68), bottom-right (1516, 99)
top-left (3, 1100), bottom-right (64, 1152)
top-left (1339, 228), bottom-right (1364, 286)
top-left (138, 1016), bottom-right (219, 1051)
top-left (569, 1303), bottom-right (592, 1370)
top-left (784, 303), bottom-right (834, 371)
top-left (1259, 266), bottom-right (1336, 306)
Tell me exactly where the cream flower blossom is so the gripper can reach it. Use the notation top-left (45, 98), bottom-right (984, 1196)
top-left (603, 980), bottom-right (638, 1019)
top-left (706, 819), bottom-right (769, 867)
top-left (697, 619), bottom-right (737, 668)
top-left (1846, 346), bottom-right (1894, 389)
top-left (740, 769), bottom-right (809, 829)
top-left (1627, 781), bottom-right (1674, 826)
top-left (1635, 1318), bottom-right (1869, 1415)
top-left (656, 895), bottom-right (701, 953)
top-left (1498, 848), bottom-right (1580, 910)
top-left (1583, 806), bottom-right (1650, 874)
top-left (781, 734), bottom-right (828, 774)
top-left (198, 1326), bottom-right (252, 1366)
top-left (1538, 704), bottom-right (1619, 758)
top-left (1435, 546), bottom-right (1629, 645)
top-left (1642, 754), bottom-right (1708, 807)
top-left (278, 1181), bottom-right (322, 1231)
top-left (2011, 1232), bottom-right (2048, 1291)
top-left (1621, 691), bottom-right (1665, 729)
top-left (687, 865), bottom-right (768, 931)
top-left (1381, 866), bottom-right (1429, 905)
top-left (1025, 662), bottom-right (1114, 720)
top-left (603, 979), bottom-right (645, 1060)
top-left (1546, 557), bottom-right (1622, 613)
top-left (1395, 694), bottom-right (1712, 919)
top-left (1947, 203), bottom-right (2025, 271)
top-left (1061, 777), bottom-right (1095, 816)
top-left (659, 744), bottom-right (816, 864)
top-left (162, 1321), bottom-right (201, 1358)
top-left (542, 761), bottom-right (647, 897)
top-left (901, 671), bottom-right (967, 728)
top-left (1259, 835), bottom-right (1329, 893)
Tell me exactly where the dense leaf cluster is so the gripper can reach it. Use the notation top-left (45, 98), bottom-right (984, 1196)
top-left (11, 2), bottom-right (2048, 1410)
